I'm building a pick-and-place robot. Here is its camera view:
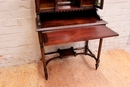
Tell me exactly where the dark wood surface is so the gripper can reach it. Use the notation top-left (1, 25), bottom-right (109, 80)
top-left (41, 16), bottom-right (100, 28)
top-left (35, 0), bottom-right (113, 80)
top-left (42, 25), bottom-right (119, 46)
top-left (57, 47), bottom-right (76, 57)
top-left (37, 10), bottom-right (106, 31)
top-left (35, 0), bottom-right (104, 13)
top-left (40, 0), bottom-right (54, 10)
top-left (81, 0), bottom-right (93, 6)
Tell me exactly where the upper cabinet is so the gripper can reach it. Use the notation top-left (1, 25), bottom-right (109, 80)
top-left (35, 0), bottom-right (104, 13)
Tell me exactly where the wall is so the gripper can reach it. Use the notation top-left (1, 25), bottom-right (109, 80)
top-left (0, 0), bottom-right (40, 67)
top-left (0, 0), bottom-right (130, 67)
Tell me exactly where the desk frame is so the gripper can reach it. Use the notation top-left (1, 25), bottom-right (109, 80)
top-left (37, 25), bottom-right (118, 80)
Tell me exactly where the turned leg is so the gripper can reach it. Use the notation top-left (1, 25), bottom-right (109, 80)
top-left (38, 32), bottom-right (48, 80)
top-left (96, 38), bottom-right (103, 70)
top-left (40, 43), bottom-right (48, 80)
top-left (85, 40), bottom-right (89, 55)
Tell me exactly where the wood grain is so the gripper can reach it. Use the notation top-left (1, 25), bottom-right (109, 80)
top-left (42, 25), bottom-right (119, 46)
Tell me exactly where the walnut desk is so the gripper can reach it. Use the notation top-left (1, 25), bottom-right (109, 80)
top-left (37, 24), bottom-right (119, 80)
top-left (35, 0), bottom-right (119, 80)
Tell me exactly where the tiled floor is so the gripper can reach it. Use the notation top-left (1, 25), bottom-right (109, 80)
top-left (0, 49), bottom-right (130, 87)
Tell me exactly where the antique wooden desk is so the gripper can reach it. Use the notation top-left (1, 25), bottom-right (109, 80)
top-left (35, 0), bottom-right (119, 80)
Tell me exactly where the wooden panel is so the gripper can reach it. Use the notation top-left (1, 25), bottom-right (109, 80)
top-left (40, 0), bottom-right (55, 10)
top-left (42, 25), bottom-right (119, 46)
top-left (81, 0), bottom-right (93, 6)
top-left (41, 17), bottom-right (100, 28)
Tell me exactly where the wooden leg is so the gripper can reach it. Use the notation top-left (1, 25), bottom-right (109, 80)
top-left (40, 43), bottom-right (48, 80)
top-left (84, 40), bottom-right (97, 60)
top-left (38, 32), bottom-right (48, 80)
top-left (96, 38), bottom-right (103, 70)
top-left (85, 40), bottom-right (88, 55)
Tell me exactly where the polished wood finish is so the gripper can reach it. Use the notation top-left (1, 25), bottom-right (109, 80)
top-left (35, 0), bottom-right (118, 80)
top-left (42, 25), bottom-right (118, 46)
top-left (39, 0), bottom-right (57, 12)
top-left (38, 32), bottom-right (48, 80)
top-left (39, 9), bottom-right (101, 26)
top-left (40, 16), bottom-right (100, 28)
top-left (35, 0), bottom-right (104, 13)
top-left (81, 0), bottom-right (93, 6)
top-left (37, 10), bottom-right (103, 31)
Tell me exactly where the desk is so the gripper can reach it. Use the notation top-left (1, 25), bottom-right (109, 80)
top-left (37, 25), bottom-right (119, 80)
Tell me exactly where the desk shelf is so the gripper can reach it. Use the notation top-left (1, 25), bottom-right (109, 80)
top-left (57, 47), bottom-right (76, 58)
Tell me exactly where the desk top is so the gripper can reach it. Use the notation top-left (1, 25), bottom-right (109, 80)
top-left (42, 25), bottom-right (119, 46)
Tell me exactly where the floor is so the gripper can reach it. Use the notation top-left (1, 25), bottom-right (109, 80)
top-left (125, 44), bottom-right (130, 53)
top-left (0, 49), bottom-right (130, 87)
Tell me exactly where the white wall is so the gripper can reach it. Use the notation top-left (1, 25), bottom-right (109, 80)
top-left (0, 0), bottom-right (41, 67)
top-left (0, 0), bottom-right (130, 67)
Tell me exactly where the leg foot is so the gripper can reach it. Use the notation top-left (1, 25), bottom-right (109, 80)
top-left (95, 59), bottom-right (100, 70)
top-left (95, 64), bottom-right (99, 70)
top-left (44, 67), bottom-right (48, 80)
